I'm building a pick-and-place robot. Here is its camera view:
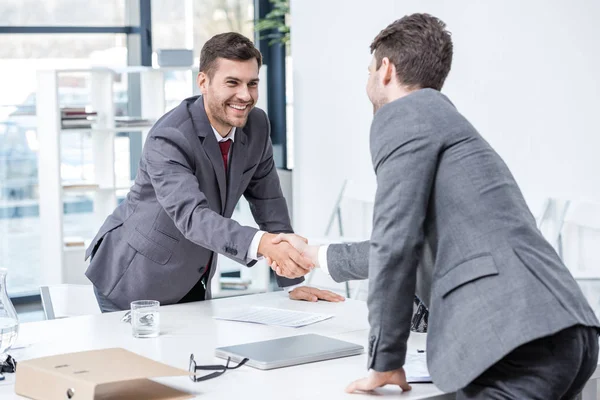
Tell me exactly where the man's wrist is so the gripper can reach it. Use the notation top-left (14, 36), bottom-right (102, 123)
top-left (247, 230), bottom-right (266, 261)
top-left (257, 232), bottom-right (274, 257)
top-left (305, 245), bottom-right (320, 267)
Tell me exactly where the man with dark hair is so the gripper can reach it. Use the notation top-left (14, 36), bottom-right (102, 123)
top-left (85, 32), bottom-right (344, 312)
top-left (272, 14), bottom-right (600, 398)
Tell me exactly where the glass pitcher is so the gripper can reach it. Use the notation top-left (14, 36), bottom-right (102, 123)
top-left (0, 269), bottom-right (19, 354)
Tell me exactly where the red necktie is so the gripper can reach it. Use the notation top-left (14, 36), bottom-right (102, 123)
top-left (194, 139), bottom-right (231, 297)
top-left (219, 139), bottom-right (232, 174)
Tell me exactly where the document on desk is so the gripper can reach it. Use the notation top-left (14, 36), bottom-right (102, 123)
top-left (404, 352), bottom-right (432, 383)
top-left (214, 306), bottom-right (333, 328)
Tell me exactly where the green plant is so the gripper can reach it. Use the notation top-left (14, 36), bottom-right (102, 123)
top-left (254, 0), bottom-right (290, 46)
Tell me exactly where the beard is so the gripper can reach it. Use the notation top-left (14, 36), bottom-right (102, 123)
top-left (367, 82), bottom-right (386, 115)
top-left (206, 98), bottom-right (251, 128)
top-left (371, 97), bottom-right (386, 115)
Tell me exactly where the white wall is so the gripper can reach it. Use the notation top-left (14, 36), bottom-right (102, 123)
top-left (291, 0), bottom-right (600, 234)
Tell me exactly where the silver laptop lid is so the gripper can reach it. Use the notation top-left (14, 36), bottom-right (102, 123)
top-left (215, 333), bottom-right (364, 370)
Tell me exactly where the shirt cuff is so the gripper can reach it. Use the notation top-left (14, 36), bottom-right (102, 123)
top-left (247, 230), bottom-right (266, 262)
top-left (318, 245), bottom-right (331, 277)
top-left (283, 283), bottom-right (303, 293)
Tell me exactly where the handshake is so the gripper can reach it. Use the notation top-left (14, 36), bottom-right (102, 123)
top-left (257, 233), bottom-right (319, 279)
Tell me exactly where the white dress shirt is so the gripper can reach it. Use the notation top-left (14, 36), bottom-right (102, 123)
top-left (211, 126), bottom-right (265, 263)
top-left (317, 245), bottom-right (332, 277)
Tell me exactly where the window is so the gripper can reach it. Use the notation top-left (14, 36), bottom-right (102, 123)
top-left (0, 33), bottom-right (127, 295)
top-left (0, 0), bottom-right (126, 26)
top-left (151, 0), bottom-right (254, 57)
top-left (190, 0), bottom-right (254, 53)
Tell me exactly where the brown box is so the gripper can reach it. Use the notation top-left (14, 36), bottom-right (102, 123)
top-left (15, 348), bottom-right (193, 400)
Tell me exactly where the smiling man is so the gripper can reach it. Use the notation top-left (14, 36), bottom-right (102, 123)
top-left (85, 33), bottom-right (343, 312)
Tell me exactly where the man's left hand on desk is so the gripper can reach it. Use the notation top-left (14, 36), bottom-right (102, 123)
top-left (288, 286), bottom-right (345, 302)
top-left (346, 368), bottom-right (412, 394)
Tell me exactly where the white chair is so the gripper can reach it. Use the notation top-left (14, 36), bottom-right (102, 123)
top-left (39, 284), bottom-right (102, 320)
top-left (306, 179), bottom-right (375, 298)
top-left (324, 179), bottom-right (375, 240)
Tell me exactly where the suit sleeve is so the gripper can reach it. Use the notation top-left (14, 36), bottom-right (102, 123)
top-left (144, 127), bottom-right (257, 264)
top-left (243, 111), bottom-right (304, 287)
top-left (326, 241), bottom-right (370, 282)
top-left (367, 112), bottom-right (439, 372)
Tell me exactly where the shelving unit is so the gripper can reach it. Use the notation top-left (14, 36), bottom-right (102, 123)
top-left (37, 65), bottom-right (276, 298)
top-left (36, 66), bottom-right (196, 286)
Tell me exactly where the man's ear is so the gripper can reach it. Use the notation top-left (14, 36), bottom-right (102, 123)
top-left (197, 72), bottom-right (209, 95)
top-left (380, 57), bottom-right (395, 86)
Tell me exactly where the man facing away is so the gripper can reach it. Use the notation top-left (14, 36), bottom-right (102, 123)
top-left (272, 14), bottom-right (600, 399)
top-left (85, 32), bottom-right (343, 312)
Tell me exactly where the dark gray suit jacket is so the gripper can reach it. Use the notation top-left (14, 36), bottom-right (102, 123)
top-left (328, 89), bottom-right (599, 392)
top-left (85, 96), bottom-right (301, 309)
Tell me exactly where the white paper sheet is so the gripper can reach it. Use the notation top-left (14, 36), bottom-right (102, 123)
top-left (405, 352), bottom-right (432, 383)
top-left (214, 306), bottom-right (333, 328)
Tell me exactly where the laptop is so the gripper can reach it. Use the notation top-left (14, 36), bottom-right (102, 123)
top-left (215, 333), bottom-right (364, 370)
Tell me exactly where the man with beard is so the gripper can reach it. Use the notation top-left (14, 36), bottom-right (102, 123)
top-left (85, 33), bottom-right (343, 312)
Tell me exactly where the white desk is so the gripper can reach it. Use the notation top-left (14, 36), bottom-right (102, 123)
top-left (0, 292), bottom-right (450, 399)
top-left (1, 293), bottom-right (597, 399)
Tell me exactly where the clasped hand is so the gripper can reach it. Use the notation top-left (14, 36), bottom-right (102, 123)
top-left (258, 233), bottom-right (314, 279)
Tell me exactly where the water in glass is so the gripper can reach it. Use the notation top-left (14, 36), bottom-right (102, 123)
top-left (0, 269), bottom-right (19, 353)
top-left (0, 317), bottom-right (18, 353)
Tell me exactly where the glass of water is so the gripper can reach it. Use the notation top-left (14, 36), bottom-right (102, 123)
top-left (130, 300), bottom-right (160, 338)
top-left (0, 269), bottom-right (19, 354)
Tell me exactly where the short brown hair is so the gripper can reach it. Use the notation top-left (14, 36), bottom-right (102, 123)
top-left (199, 32), bottom-right (263, 78)
top-left (370, 13), bottom-right (453, 91)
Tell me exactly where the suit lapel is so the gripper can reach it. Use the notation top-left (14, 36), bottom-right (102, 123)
top-left (189, 97), bottom-right (227, 212)
top-left (226, 128), bottom-right (248, 213)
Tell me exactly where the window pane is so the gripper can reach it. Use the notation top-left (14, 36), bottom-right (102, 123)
top-left (0, 34), bottom-right (127, 295)
top-left (151, 0), bottom-right (254, 59)
top-left (0, 0), bottom-right (126, 26)
top-left (151, 1), bottom-right (188, 50)
top-left (192, 0), bottom-right (255, 54)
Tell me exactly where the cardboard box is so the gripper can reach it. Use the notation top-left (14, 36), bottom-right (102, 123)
top-left (15, 348), bottom-right (193, 400)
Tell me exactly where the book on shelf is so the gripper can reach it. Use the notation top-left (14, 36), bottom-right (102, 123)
top-left (60, 107), bottom-right (98, 129)
top-left (61, 108), bottom-right (97, 116)
top-left (60, 107), bottom-right (97, 117)
top-left (61, 120), bottom-right (95, 129)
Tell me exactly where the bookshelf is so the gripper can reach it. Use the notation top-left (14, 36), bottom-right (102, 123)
top-left (37, 65), bottom-right (276, 298)
top-left (36, 66), bottom-right (196, 286)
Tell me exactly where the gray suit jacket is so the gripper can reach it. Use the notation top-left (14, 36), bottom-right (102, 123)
top-left (326, 241), bottom-right (433, 308)
top-left (85, 96), bottom-right (301, 309)
top-left (331, 89), bottom-right (599, 392)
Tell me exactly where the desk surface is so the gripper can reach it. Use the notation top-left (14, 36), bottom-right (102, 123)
top-left (0, 292), bottom-right (452, 399)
